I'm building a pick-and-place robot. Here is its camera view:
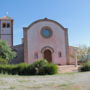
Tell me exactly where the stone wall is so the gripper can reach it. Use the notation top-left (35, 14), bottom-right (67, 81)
top-left (10, 44), bottom-right (24, 64)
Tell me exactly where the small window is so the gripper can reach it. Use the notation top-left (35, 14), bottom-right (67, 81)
top-left (7, 23), bottom-right (10, 28)
top-left (34, 52), bottom-right (38, 59)
top-left (58, 52), bottom-right (62, 57)
top-left (2, 23), bottom-right (6, 28)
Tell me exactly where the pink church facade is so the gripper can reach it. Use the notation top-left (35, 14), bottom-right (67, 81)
top-left (0, 16), bottom-right (77, 65)
top-left (23, 18), bottom-right (69, 65)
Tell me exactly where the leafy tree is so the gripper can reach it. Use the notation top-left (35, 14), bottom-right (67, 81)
top-left (0, 57), bottom-right (8, 64)
top-left (77, 45), bottom-right (90, 62)
top-left (87, 47), bottom-right (90, 53)
top-left (0, 40), bottom-right (16, 63)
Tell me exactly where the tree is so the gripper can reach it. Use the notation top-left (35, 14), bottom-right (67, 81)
top-left (77, 45), bottom-right (89, 62)
top-left (69, 45), bottom-right (90, 65)
top-left (87, 47), bottom-right (90, 53)
top-left (0, 40), bottom-right (16, 63)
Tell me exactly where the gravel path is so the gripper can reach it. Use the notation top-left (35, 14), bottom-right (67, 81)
top-left (0, 72), bottom-right (90, 90)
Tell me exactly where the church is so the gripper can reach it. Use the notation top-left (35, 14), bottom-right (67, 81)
top-left (0, 16), bottom-right (76, 65)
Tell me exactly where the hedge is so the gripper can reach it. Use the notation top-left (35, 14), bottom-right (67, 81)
top-left (79, 61), bottom-right (90, 72)
top-left (0, 60), bottom-right (58, 75)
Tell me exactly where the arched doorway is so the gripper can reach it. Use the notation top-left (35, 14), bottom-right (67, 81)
top-left (44, 49), bottom-right (52, 62)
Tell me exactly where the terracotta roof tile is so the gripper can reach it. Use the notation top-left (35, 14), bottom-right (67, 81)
top-left (0, 16), bottom-right (13, 20)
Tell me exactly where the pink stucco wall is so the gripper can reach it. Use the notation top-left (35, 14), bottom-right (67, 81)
top-left (69, 46), bottom-right (77, 64)
top-left (24, 20), bottom-right (68, 65)
top-left (0, 35), bottom-right (12, 46)
top-left (0, 20), bottom-right (13, 46)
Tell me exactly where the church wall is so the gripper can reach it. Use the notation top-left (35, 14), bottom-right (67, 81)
top-left (24, 20), bottom-right (68, 65)
top-left (69, 46), bottom-right (77, 64)
top-left (0, 35), bottom-right (12, 46)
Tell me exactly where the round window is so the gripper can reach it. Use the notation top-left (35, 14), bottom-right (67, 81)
top-left (41, 27), bottom-right (52, 38)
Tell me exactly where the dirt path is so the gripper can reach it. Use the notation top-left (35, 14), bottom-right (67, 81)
top-left (58, 65), bottom-right (79, 73)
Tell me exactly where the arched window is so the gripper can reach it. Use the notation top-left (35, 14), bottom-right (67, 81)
top-left (58, 52), bottom-right (62, 57)
top-left (7, 23), bottom-right (10, 28)
top-left (2, 23), bottom-right (6, 28)
top-left (34, 52), bottom-right (38, 59)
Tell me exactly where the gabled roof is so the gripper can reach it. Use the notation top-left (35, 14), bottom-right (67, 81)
top-left (23, 18), bottom-right (68, 32)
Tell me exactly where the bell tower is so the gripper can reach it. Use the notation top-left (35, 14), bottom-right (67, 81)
top-left (0, 16), bottom-right (13, 46)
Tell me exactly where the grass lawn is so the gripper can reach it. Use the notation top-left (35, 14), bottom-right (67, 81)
top-left (0, 72), bottom-right (90, 90)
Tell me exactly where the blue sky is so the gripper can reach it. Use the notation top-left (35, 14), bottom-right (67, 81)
top-left (0, 0), bottom-right (90, 46)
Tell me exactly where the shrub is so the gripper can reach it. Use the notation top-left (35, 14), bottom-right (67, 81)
top-left (79, 61), bottom-right (90, 72)
top-left (29, 59), bottom-right (49, 75)
top-left (0, 63), bottom-right (28, 75)
top-left (17, 63), bottom-right (30, 75)
top-left (0, 60), bottom-right (58, 75)
top-left (0, 64), bottom-right (17, 74)
top-left (44, 64), bottom-right (58, 75)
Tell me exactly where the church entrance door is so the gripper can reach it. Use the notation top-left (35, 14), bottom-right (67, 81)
top-left (44, 49), bottom-right (52, 62)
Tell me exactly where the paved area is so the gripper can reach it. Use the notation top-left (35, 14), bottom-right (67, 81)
top-left (58, 65), bottom-right (79, 73)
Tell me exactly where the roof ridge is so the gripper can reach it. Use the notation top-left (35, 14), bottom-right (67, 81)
top-left (0, 16), bottom-right (13, 20)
